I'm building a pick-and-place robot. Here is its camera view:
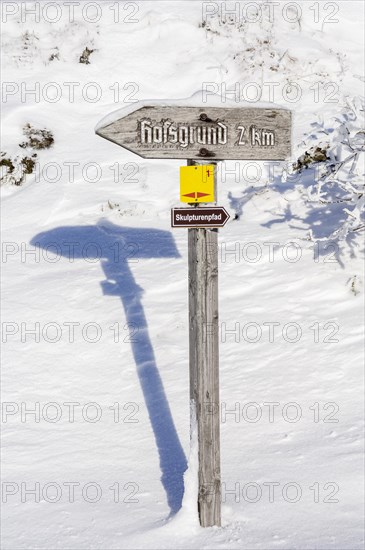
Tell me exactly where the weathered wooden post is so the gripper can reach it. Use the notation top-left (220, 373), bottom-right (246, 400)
top-left (188, 225), bottom-right (221, 525)
top-left (96, 101), bottom-right (291, 527)
top-left (187, 160), bottom-right (221, 526)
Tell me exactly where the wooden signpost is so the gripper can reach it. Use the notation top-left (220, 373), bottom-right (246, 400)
top-left (96, 101), bottom-right (292, 528)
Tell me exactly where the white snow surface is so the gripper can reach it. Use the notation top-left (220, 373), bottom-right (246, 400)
top-left (1, 1), bottom-right (364, 549)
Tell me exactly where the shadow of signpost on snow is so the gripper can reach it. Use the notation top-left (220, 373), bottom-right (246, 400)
top-left (30, 220), bottom-right (187, 516)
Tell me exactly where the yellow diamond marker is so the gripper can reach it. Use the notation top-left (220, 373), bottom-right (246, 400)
top-left (180, 165), bottom-right (215, 203)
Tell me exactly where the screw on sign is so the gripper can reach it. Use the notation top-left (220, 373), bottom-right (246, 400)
top-left (96, 100), bottom-right (292, 528)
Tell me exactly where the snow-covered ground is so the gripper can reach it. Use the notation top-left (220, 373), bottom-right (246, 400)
top-left (1, 1), bottom-right (364, 548)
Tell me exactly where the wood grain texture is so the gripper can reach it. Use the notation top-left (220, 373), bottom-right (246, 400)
top-left (96, 105), bottom-right (291, 160)
top-left (188, 161), bottom-right (221, 527)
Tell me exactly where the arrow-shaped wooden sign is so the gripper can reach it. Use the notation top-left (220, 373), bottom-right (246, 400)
top-left (96, 104), bottom-right (291, 160)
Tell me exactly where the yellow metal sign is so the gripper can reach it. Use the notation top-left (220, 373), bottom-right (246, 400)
top-left (180, 165), bottom-right (215, 203)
